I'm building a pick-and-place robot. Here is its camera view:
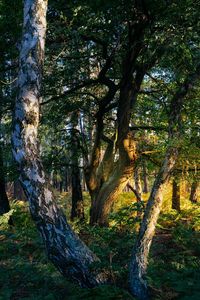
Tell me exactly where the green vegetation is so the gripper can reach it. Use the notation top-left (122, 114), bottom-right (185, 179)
top-left (1, 191), bottom-right (200, 300)
top-left (0, 0), bottom-right (199, 299)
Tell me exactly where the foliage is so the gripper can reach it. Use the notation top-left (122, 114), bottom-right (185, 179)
top-left (109, 201), bottom-right (145, 231)
top-left (1, 192), bottom-right (200, 299)
top-left (0, 209), bottom-right (14, 227)
top-left (0, 0), bottom-right (200, 298)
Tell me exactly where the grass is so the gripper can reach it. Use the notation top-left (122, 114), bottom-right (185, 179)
top-left (0, 186), bottom-right (200, 299)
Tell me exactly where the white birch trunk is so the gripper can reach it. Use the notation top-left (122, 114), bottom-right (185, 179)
top-left (129, 66), bottom-right (200, 299)
top-left (12, 0), bottom-right (106, 287)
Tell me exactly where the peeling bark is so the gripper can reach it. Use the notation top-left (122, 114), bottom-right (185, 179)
top-left (12, 0), bottom-right (106, 287)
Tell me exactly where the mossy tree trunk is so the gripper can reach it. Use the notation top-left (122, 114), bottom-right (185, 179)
top-left (12, 0), bottom-right (107, 287)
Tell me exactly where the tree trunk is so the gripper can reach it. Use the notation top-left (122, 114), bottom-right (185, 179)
top-left (70, 111), bottom-right (84, 221)
top-left (142, 160), bottom-right (149, 193)
top-left (12, 0), bottom-right (106, 287)
top-left (90, 161), bottom-right (135, 226)
top-left (88, 42), bottom-right (146, 225)
top-left (190, 180), bottom-right (198, 203)
top-left (71, 164), bottom-right (84, 221)
top-left (129, 65), bottom-right (200, 299)
top-left (172, 178), bottom-right (181, 211)
top-left (129, 147), bottom-right (178, 300)
top-left (134, 166), bottom-right (142, 199)
top-left (14, 179), bottom-right (27, 201)
top-left (0, 147), bottom-right (10, 216)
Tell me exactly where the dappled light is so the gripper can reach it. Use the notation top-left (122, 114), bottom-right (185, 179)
top-left (0, 0), bottom-right (199, 299)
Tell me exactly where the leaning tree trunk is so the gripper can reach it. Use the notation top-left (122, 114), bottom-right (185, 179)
top-left (189, 180), bottom-right (198, 203)
top-left (90, 157), bottom-right (136, 226)
top-left (172, 178), bottom-right (181, 211)
top-left (129, 65), bottom-right (200, 299)
top-left (12, 0), bottom-right (106, 287)
top-left (129, 147), bottom-right (179, 300)
top-left (87, 15), bottom-right (148, 225)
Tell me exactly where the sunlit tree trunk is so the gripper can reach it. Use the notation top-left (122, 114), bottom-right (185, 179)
top-left (90, 154), bottom-right (136, 226)
top-left (129, 66), bottom-right (200, 300)
top-left (134, 166), bottom-right (142, 199)
top-left (129, 148), bottom-right (178, 300)
top-left (172, 178), bottom-right (181, 211)
top-left (12, 0), bottom-right (106, 287)
top-left (88, 14), bottom-right (149, 225)
top-left (190, 180), bottom-right (198, 203)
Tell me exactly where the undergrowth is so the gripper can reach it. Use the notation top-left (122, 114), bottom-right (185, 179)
top-left (0, 191), bottom-right (200, 300)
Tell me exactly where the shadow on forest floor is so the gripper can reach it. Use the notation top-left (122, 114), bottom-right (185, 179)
top-left (0, 195), bottom-right (200, 300)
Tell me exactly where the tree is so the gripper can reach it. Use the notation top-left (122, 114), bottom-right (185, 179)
top-left (190, 180), bottom-right (199, 203)
top-left (129, 65), bottom-right (200, 300)
top-left (0, 146), bottom-right (10, 216)
top-left (42, 0), bottom-right (200, 226)
top-left (70, 111), bottom-right (84, 221)
top-left (12, 0), bottom-right (106, 287)
top-left (172, 177), bottom-right (181, 212)
top-left (11, 0), bottom-right (200, 297)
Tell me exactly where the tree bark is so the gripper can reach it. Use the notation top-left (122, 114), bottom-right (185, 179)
top-left (172, 178), bottom-right (181, 211)
top-left (90, 157), bottom-right (136, 226)
top-left (134, 166), bottom-right (142, 199)
top-left (12, 0), bottom-right (106, 287)
top-left (142, 160), bottom-right (149, 193)
top-left (88, 15), bottom-right (148, 225)
top-left (70, 111), bottom-right (84, 221)
top-left (14, 179), bottom-right (27, 201)
top-left (129, 65), bottom-right (200, 299)
top-left (189, 180), bottom-right (198, 203)
top-left (71, 164), bottom-right (84, 221)
top-left (129, 148), bottom-right (178, 300)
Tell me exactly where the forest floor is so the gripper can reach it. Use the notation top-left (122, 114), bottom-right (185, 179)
top-left (0, 190), bottom-right (200, 300)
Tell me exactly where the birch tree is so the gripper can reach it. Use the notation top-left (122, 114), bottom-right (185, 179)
top-left (12, 0), bottom-right (107, 287)
top-left (129, 65), bottom-right (200, 300)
